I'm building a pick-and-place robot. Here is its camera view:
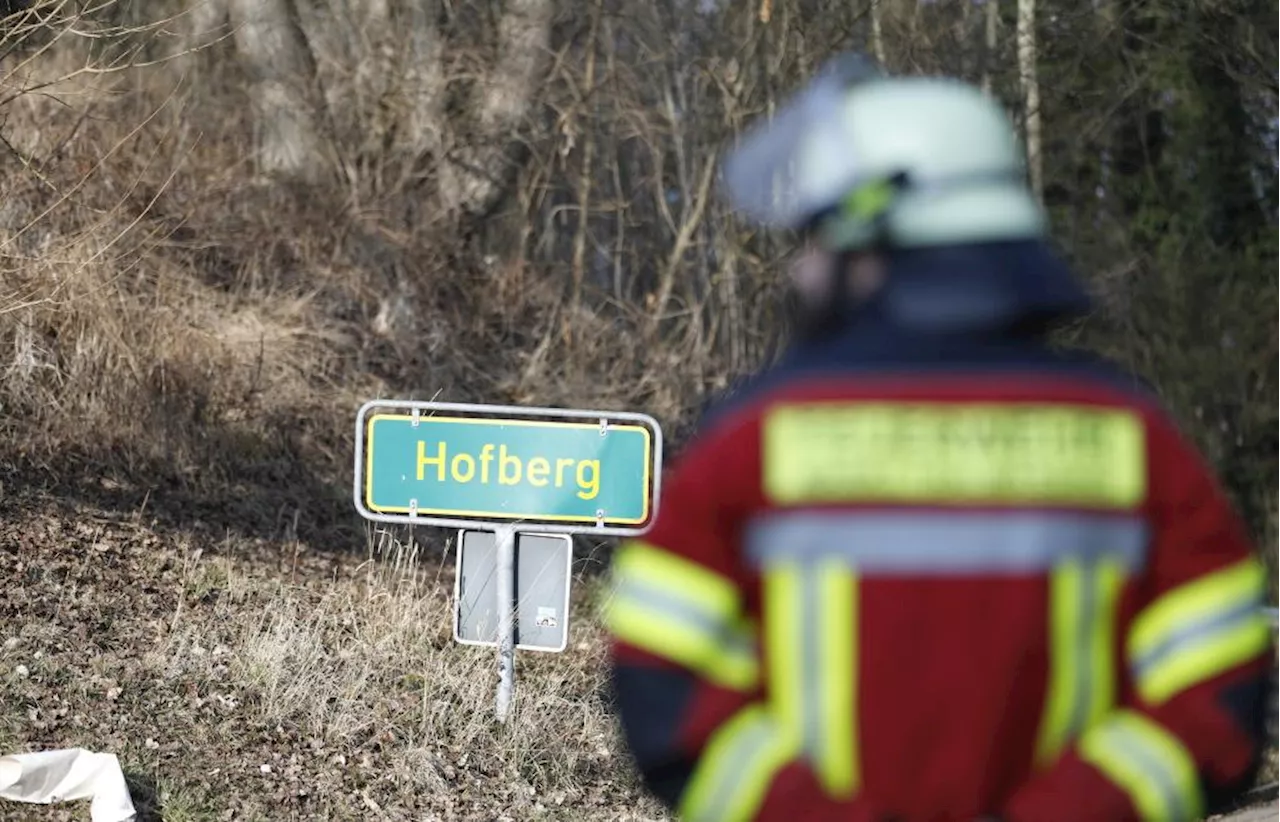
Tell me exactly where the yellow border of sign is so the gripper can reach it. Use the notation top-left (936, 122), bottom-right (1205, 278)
top-left (363, 413), bottom-right (655, 525)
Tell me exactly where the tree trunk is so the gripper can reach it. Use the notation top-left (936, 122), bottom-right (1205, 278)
top-left (436, 0), bottom-right (554, 217)
top-left (981, 0), bottom-right (998, 93)
top-left (570, 0), bottom-right (602, 307)
top-left (401, 0), bottom-right (446, 160)
top-left (870, 0), bottom-right (886, 65)
top-left (186, 0), bottom-right (229, 47)
top-left (1016, 0), bottom-right (1042, 202)
top-left (352, 0), bottom-right (394, 148)
top-left (228, 0), bottom-right (326, 183)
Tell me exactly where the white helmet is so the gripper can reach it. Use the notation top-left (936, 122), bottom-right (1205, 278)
top-left (721, 53), bottom-right (1046, 251)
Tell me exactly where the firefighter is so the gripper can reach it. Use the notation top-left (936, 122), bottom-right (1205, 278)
top-left (603, 53), bottom-right (1272, 822)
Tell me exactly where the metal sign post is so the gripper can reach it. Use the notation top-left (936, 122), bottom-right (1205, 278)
top-left (353, 399), bottom-right (662, 723)
top-left (494, 524), bottom-right (516, 721)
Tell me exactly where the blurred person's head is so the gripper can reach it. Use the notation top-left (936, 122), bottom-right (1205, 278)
top-left (721, 52), bottom-right (1091, 343)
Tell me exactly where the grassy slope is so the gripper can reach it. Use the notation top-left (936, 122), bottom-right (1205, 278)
top-left (0, 487), bottom-right (667, 822)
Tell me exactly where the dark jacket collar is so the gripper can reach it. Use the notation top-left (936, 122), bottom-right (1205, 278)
top-left (694, 240), bottom-right (1095, 431)
top-left (868, 239), bottom-right (1093, 337)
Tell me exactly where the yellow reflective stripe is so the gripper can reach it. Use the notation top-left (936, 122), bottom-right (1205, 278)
top-left (764, 563), bottom-right (804, 743)
top-left (679, 705), bottom-right (798, 822)
top-left (605, 598), bottom-right (758, 690)
top-left (1078, 710), bottom-right (1203, 822)
top-left (816, 561), bottom-right (858, 796)
top-left (604, 540), bottom-right (759, 690)
top-left (1037, 561), bottom-right (1083, 764)
top-left (613, 540), bottom-right (741, 615)
top-left (1129, 559), bottom-right (1269, 705)
top-left (1137, 617), bottom-right (1271, 705)
top-left (762, 402), bottom-right (1146, 508)
top-left (1131, 560), bottom-right (1264, 656)
top-left (1093, 560), bottom-right (1124, 723)
top-left (681, 558), bottom-right (860, 818)
top-left (763, 561), bottom-right (858, 796)
top-left (1035, 558), bottom-right (1124, 766)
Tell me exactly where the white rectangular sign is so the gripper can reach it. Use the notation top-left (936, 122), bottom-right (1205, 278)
top-left (454, 530), bottom-right (572, 653)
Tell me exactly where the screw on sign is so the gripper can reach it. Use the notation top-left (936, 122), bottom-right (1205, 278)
top-left (353, 400), bottom-right (663, 722)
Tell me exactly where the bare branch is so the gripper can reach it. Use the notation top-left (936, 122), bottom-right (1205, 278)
top-left (647, 148), bottom-right (718, 336)
top-left (1016, 0), bottom-right (1042, 203)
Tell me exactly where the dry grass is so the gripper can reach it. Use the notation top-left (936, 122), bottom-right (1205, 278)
top-left (0, 493), bottom-right (668, 821)
top-left (0, 15), bottom-right (699, 814)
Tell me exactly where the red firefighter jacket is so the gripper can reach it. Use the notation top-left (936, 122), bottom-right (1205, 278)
top-left (604, 307), bottom-right (1271, 822)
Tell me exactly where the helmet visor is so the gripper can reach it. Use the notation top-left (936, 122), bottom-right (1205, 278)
top-left (719, 52), bottom-right (883, 230)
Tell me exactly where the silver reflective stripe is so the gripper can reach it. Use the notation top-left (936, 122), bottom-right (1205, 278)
top-left (1068, 562), bottom-right (1098, 739)
top-left (765, 560), bottom-right (856, 793)
top-left (696, 712), bottom-right (776, 821)
top-left (1065, 559), bottom-right (1120, 742)
top-left (745, 511), bottom-right (1148, 574)
top-left (1132, 599), bottom-right (1263, 682)
top-left (1097, 723), bottom-right (1190, 822)
top-left (800, 567), bottom-right (823, 766)
top-left (612, 578), bottom-right (757, 659)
